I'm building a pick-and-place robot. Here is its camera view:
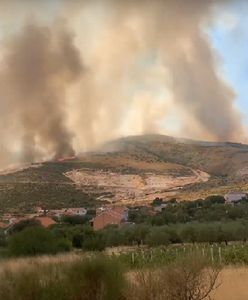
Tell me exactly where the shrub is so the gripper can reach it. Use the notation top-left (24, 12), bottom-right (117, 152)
top-left (127, 253), bottom-right (221, 300)
top-left (127, 268), bottom-right (167, 300)
top-left (64, 256), bottom-right (126, 300)
top-left (161, 253), bottom-right (221, 300)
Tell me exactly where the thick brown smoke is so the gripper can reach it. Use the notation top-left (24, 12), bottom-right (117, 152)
top-left (66, 0), bottom-right (245, 148)
top-left (0, 21), bottom-right (82, 163)
top-left (0, 0), bottom-right (246, 168)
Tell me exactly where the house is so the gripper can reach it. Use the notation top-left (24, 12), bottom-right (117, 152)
top-left (93, 207), bottom-right (128, 230)
top-left (35, 216), bottom-right (57, 228)
top-left (224, 192), bottom-right (247, 204)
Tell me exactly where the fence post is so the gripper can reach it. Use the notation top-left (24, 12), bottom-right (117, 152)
top-left (131, 252), bottom-right (135, 265)
top-left (218, 247), bottom-right (222, 264)
top-left (210, 246), bottom-right (214, 263)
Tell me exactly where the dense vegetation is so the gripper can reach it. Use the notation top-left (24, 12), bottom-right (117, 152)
top-left (8, 227), bottom-right (71, 257)
top-left (130, 195), bottom-right (248, 225)
top-left (1, 220), bottom-right (248, 259)
top-left (2, 195), bottom-right (248, 257)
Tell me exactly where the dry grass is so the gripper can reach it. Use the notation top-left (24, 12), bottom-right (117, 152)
top-left (1, 254), bottom-right (248, 300)
top-left (0, 252), bottom-right (82, 275)
top-left (211, 267), bottom-right (248, 300)
top-left (0, 254), bottom-right (126, 300)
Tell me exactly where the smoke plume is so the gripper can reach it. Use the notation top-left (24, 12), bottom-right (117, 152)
top-left (0, 0), bottom-right (246, 167)
top-left (0, 21), bottom-right (82, 163)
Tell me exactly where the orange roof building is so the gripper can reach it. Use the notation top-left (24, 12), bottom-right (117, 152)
top-left (35, 216), bottom-right (57, 228)
top-left (93, 207), bottom-right (128, 231)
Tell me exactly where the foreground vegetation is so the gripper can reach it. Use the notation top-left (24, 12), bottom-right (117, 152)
top-left (0, 252), bottom-right (220, 300)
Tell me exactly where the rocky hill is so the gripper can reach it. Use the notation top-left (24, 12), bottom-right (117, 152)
top-left (1, 134), bottom-right (248, 213)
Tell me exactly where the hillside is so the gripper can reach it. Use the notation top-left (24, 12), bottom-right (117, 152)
top-left (1, 134), bottom-right (248, 212)
top-left (103, 135), bottom-right (248, 178)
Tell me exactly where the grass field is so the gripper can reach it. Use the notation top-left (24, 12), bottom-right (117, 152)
top-left (0, 252), bottom-right (248, 299)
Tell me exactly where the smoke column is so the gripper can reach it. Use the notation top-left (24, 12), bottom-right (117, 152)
top-left (0, 0), bottom-right (246, 167)
top-left (0, 21), bottom-right (82, 164)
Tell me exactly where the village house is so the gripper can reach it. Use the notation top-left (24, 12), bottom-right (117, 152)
top-left (34, 216), bottom-right (57, 228)
top-left (93, 207), bottom-right (128, 230)
top-left (224, 192), bottom-right (247, 204)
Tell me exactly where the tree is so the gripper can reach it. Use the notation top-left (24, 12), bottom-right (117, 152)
top-left (101, 225), bottom-right (125, 247)
top-left (9, 219), bottom-right (41, 234)
top-left (8, 227), bottom-right (70, 257)
top-left (82, 232), bottom-right (106, 251)
top-left (180, 226), bottom-right (198, 244)
top-left (125, 225), bottom-right (150, 246)
top-left (146, 227), bottom-right (170, 247)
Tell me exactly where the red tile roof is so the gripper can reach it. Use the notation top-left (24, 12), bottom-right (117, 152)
top-left (93, 207), bottom-right (128, 230)
top-left (35, 217), bottom-right (57, 228)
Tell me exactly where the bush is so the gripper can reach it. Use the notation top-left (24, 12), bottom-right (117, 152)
top-left (8, 227), bottom-right (71, 257)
